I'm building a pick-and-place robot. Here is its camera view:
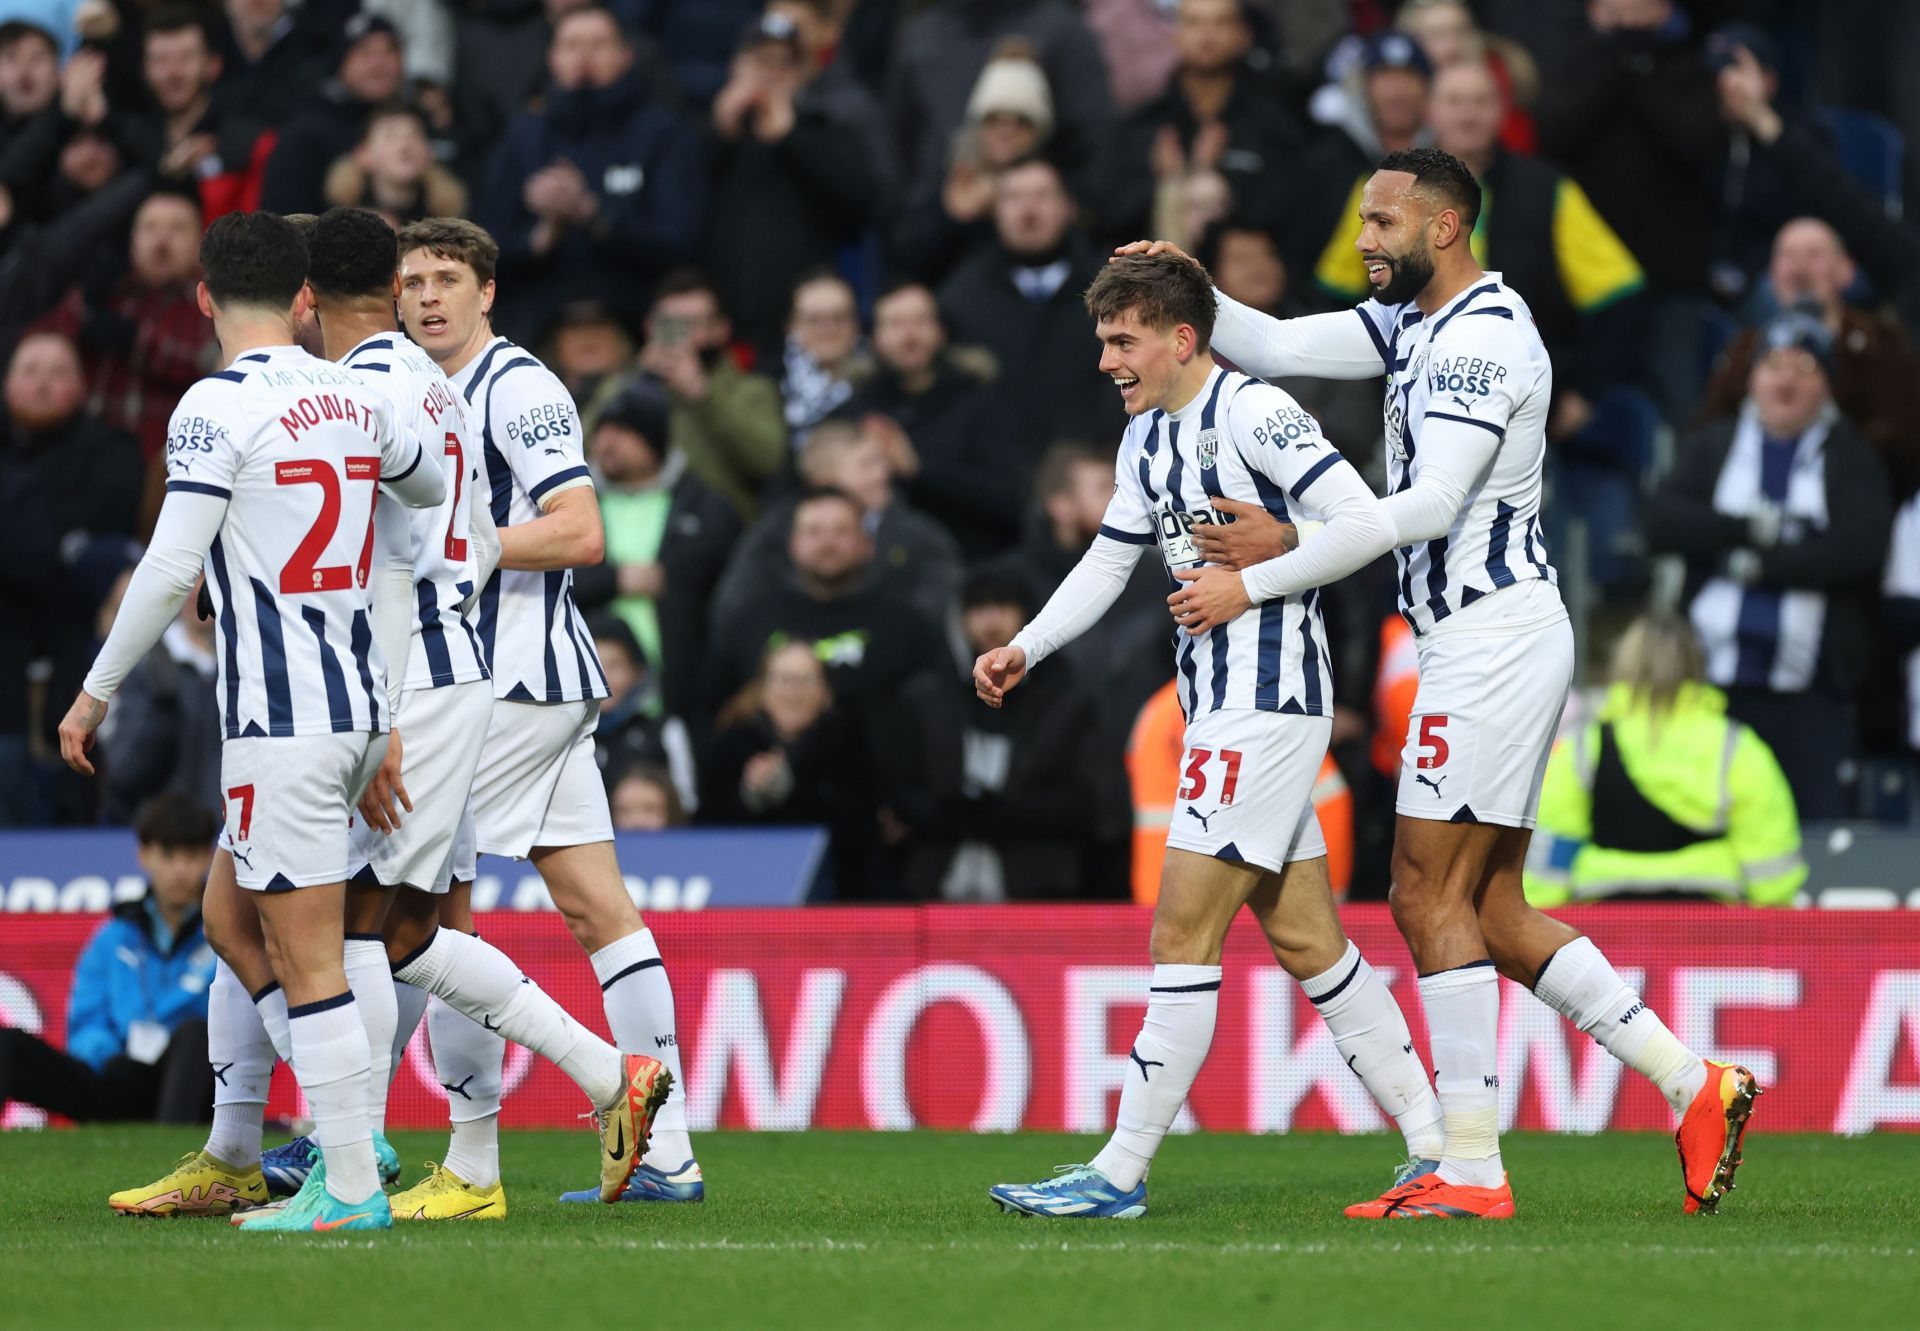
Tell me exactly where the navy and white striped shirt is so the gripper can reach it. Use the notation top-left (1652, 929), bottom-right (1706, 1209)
top-left (1099, 367), bottom-right (1345, 718)
top-left (452, 337), bottom-right (608, 704)
top-left (343, 333), bottom-right (490, 693)
top-left (160, 347), bottom-right (417, 738)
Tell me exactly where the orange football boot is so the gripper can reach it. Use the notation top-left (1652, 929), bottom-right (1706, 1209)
top-left (1346, 1172), bottom-right (1515, 1219)
top-left (1675, 1059), bottom-right (1760, 1214)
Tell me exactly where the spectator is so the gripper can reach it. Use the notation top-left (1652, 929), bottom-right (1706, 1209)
top-left (714, 417), bottom-right (962, 632)
top-left (707, 2), bottom-right (891, 357)
top-left (889, 38), bottom-right (1055, 285)
top-left (595, 267), bottom-right (787, 522)
top-left (543, 300), bottom-right (635, 408)
top-left (1293, 30), bottom-right (1432, 301)
top-left (259, 11), bottom-right (406, 216)
top-left (95, 577), bottom-right (218, 825)
top-left (0, 39), bottom-right (121, 228)
top-left (1525, 612), bottom-right (1806, 907)
top-left (1697, 218), bottom-right (1920, 501)
top-left (0, 20), bottom-right (58, 196)
top-left (117, 5), bottom-right (270, 216)
top-left (365, 0), bottom-right (456, 93)
top-left (779, 267), bottom-right (869, 438)
top-left (891, 569), bottom-right (1102, 900)
top-left (321, 100), bottom-right (466, 228)
top-left (938, 157), bottom-right (1123, 465)
top-left (36, 185), bottom-right (217, 525)
top-left (1535, 0), bottom-right (1723, 414)
top-left (477, 3), bottom-right (706, 340)
top-left (1711, 30), bottom-right (1920, 333)
top-left (629, 0), bottom-right (759, 106)
top-left (886, 0), bottom-right (1114, 231)
top-left (1111, 0), bottom-right (1305, 244)
top-left (1423, 60), bottom-right (1647, 416)
top-left (700, 638), bottom-right (879, 896)
top-left (1197, 220), bottom-right (1382, 467)
top-left (1643, 308), bottom-right (1893, 818)
top-left (985, 439), bottom-right (1170, 881)
top-left (844, 280), bottom-right (1017, 561)
top-left (705, 484), bottom-right (944, 714)
top-left (1394, 0), bottom-right (1539, 153)
top-left (608, 760), bottom-right (687, 831)
top-left (1886, 496), bottom-right (1920, 769)
top-left (0, 793), bottom-right (217, 1123)
top-left (588, 615), bottom-right (697, 813)
top-left (216, 0), bottom-right (328, 129)
top-left (1080, 0), bottom-right (1179, 115)
top-left (572, 376), bottom-right (740, 725)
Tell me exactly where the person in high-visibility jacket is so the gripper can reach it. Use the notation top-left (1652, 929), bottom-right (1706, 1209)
top-left (1524, 613), bottom-right (1807, 907)
top-left (1127, 680), bottom-right (1352, 905)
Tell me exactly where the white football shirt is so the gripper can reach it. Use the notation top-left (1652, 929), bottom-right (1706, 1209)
top-left (342, 333), bottom-right (490, 692)
top-left (161, 345), bottom-right (420, 738)
top-left (452, 336), bottom-right (608, 704)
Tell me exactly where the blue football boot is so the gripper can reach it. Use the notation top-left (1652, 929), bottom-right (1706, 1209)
top-left (989, 1165), bottom-right (1147, 1219)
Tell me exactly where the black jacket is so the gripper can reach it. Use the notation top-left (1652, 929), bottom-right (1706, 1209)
top-left (845, 355), bottom-right (1023, 562)
top-left (258, 84), bottom-right (381, 215)
top-left (98, 639), bottom-right (221, 824)
top-left (890, 657), bottom-right (1103, 901)
top-left (1534, 22), bottom-right (1724, 295)
top-left (571, 465), bottom-right (741, 724)
top-left (477, 70), bottom-right (707, 339)
top-left (1643, 414), bottom-right (1893, 696)
top-left (937, 234), bottom-right (1123, 468)
top-left (706, 62), bottom-right (892, 358)
top-left (705, 580), bottom-right (944, 719)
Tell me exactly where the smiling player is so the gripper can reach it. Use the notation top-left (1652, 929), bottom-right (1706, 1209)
top-left (979, 251), bottom-right (1445, 1219)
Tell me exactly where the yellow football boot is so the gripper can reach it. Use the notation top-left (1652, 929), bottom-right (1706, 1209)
top-left (389, 1162), bottom-right (508, 1221)
top-left (109, 1151), bottom-right (268, 1217)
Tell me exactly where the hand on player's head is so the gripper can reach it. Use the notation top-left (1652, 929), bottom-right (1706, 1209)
top-left (1110, 239), bottom-right (1193, 265)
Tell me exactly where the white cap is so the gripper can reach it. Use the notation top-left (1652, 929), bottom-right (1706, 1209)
top-left (966, 55), bottom-right (1054, 137)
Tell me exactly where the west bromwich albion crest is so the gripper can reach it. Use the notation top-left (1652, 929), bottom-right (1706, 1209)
top-left (1196, 426), bottom-right (1220, 470)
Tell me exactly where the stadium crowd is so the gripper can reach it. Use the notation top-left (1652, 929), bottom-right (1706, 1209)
top-left (1, 0), bottom-right (1917, 904)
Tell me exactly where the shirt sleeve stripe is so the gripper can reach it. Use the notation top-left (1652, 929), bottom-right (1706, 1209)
top-left (1354, 307), bottom-right (1391, 366)
top-left (165, 480), bottom-right (232, 499)
top-left (1287, 452), bottom-right (1343, 502)
top-left (1424, 411), bottom-right (1507, 439)
top-left (209, 369), bottom-right (247, 383)
top-left (1097, 524), bottom-right (1155, 546)
top-left (385, 443), bottom-right (425, 483)
top-left (529, 464), bottom-right (592, 505)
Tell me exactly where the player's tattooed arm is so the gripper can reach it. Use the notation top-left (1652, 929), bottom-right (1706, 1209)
top-left (1189, 496), bottom-right (1298, 570)
top-left (57, 690), bottom-right (108, 775)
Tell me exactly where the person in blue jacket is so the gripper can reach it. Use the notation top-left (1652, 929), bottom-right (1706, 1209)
top-left (0, 794), bottom-right (217, 1122)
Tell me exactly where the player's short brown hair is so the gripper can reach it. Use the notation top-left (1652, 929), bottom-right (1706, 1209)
top-left (1084, 253), bottom-right (1216, 350)
top-left (395, 216), bottom-right (498, 288)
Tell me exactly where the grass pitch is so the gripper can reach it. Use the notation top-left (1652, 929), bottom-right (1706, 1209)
top-left (2, 1128), bottom-right (1914, 1330)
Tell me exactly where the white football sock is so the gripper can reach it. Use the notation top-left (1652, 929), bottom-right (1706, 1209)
top-left (286, 992), bottom-right (379, 1204)
top-left (1420, 962), bottom-right (1504, 1190)
top-left (1302, 942), bottom-right (1445, 1160)
top-left (204, 961), bottom-right (269, 1167)
top-left (252, 982), bottom-right (291, 1063)
top-left (1533, 936), bottom-right (1705, 1114)
top-left (396, 927), bottom-right (622, 1108)
top-left (344, 934), bottom-right (397, 1138)
top-left (591, 928), bottom-right (693, 1168)
top-left (1089, 964), bottom-right (1221, 1191)
top-left (392, 978), bottom-right (429, 1079)
top-left (428, 993), bottom-right (504, 1188)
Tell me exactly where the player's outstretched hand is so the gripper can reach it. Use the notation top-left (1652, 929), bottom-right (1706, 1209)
top-left (358, 727), bottom-right (412, 834)
top-left (972, 645), bottom-right (1028, 710)
top-left (1191, 496), bottom-right (1297, 570)
top-left (1170, 566), bottom-right (1252, 634)
top-left (1111, 239), bottom-right (1194, 264)
top-left (57, 689), bottom-right (107, 776)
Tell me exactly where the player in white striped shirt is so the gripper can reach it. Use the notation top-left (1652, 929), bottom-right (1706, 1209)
top-left (391, 218), bottom-right (699, 1210)
top-left (981, 252), bottom-right (1444, 1220)
top-left (60, 212), bottom-right (445, 1233)
top-left (1127, 148), bottom-right (1759, 1219)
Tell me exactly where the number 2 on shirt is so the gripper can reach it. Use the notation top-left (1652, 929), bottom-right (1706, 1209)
top-left (1179, 747), bottom-right (1244, 805)
top-left (276, 458), bottom-right (380, 593)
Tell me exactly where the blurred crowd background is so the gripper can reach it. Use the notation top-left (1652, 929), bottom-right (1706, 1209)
top-left (2, 0), bottom-right (1917, 906)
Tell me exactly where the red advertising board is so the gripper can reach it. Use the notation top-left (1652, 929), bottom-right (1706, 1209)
top-left (4, 906), bottom-right (1917, 1134)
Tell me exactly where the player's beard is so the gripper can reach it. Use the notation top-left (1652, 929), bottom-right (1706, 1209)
top-left (1372, 244), bottom-right (1435, 306)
